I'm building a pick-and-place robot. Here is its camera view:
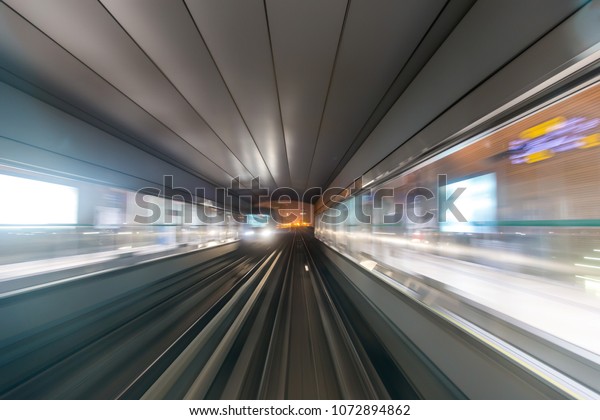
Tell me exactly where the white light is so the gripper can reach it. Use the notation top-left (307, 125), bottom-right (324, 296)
top-left (576, 275), bottom-right (600, 282)
top-left (304, 265), bottom-right (309, 272)
top-left (577, 276), bottom-right (600, 293)
top-left (359, 260), bottom-right (377, 271)
top-left (83, 231), bottom-right (100, 235)
top-left (260, 229), bottom-right (273, 237)
top-left (244, 230), bottom-right (255, 236)
top-left (575, 263), bottom-right (600, 270)
top-left (0, 174), bottom-right (78, 225)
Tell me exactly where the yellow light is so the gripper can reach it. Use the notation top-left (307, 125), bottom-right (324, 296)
top-left (520, 116), bottom-right (565, 139)
top-left (526, 149), bottom-right (554, 163)
top-left (578, 133), bottom-right (600, 149)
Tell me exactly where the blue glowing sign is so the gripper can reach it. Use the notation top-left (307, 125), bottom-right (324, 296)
top-left (509, 116), bottom-right (600, 164)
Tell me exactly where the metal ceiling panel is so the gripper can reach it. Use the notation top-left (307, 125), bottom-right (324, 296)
top-left (0, 2), bottom-right (233, 188)
top-left (321, 0), bottom-right (477, 188)
top-left (306, 0), bottom-right (446, 190)
top-left (331, 0), bottom-right (589, 190)
top-left (266, 0), bottom-right (346, 192)
top-left (185, 0), bottom-right (292, 190)
top-left (4, 0), bottom-right (254, 186)
top-left (100, 0), bottom-right (276, 189)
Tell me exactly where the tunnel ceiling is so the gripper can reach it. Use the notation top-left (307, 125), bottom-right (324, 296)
top-left (0, 0), bottom-right (473, 196)
top-left (0, 0), bottom-right (589, 200)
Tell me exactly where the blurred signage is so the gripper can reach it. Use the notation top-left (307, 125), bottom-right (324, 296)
top-left (509, 116), bottom-right (599, 164)
top-left (440, 173), bottom-right (497, 234)
top-left (247, 214), bottom-right (269, 226)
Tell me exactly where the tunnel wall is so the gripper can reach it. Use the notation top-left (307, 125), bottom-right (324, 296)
top-left (0, 81), bottom-right (219, 200)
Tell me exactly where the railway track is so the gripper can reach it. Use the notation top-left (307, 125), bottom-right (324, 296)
top-left (0, 232), bottom-right (418, 399)
top-left (134, 232), bottom-right (394, 399)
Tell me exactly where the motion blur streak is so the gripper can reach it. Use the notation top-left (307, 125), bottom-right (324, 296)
top-left (316, 81), bottom-right (600, 364)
